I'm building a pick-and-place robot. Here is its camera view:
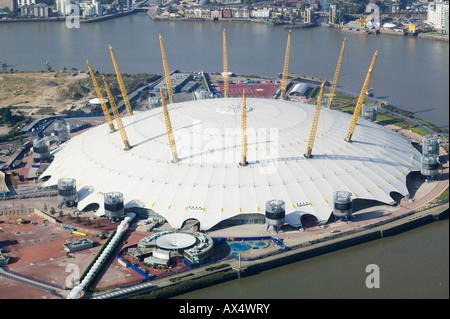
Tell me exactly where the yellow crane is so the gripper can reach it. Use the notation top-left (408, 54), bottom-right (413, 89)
top-left (304, 82), bottom-right (325, 158)
top-left (101, 74), bottom-right (131, 151)
top-left (355, 17), bottom-right (366, 29)
top-left (240, 89), bottom-right (248, 166)
top-left (86, 59), bottom-right (115, 133)
top-left (222, 28), bottom-right (229, 98)
top-left (327, 38), bottom-right (346, 109)
top-left (159, 34), bottom-right (174, 104)
top-left (109, 45), bottom-right (133, 116)
top-left (280, 29), bottom-right (292, 100)
top-left (345, 51), bottom-right (378, 143)
top-left (160, 88), bottom-right (178, 163)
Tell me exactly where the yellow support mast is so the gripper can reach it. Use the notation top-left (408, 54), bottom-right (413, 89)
top-left (304, 82), bottom-right (325, 158)
top-left (86, 60), bottom-right (115, 133)
top-left (159, 34), bottom-right (174, 104)
top-left (280, 29), bottom-right (292, 100)
top-left (345, 51), bottom-right (378, 143)
top-left (327, 38), bottom-right (346, 109)
top-left (109, 45), bottom-right (133, 116)
top-left (160, 88), bottom-right (178, 163)
top-left (240, 89), bottom-right (248, 166)
top-left (222, 29), bottom-right (229, 98)
top-left (101, 74), bottom-right (131, 151)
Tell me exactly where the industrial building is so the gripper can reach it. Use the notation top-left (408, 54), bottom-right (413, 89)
top-left (153, 72), bottom-right (198, 94)
top-left (0, 253), bottom-right (9, 266)
top-left (63, 238), bottom-right (94, 253)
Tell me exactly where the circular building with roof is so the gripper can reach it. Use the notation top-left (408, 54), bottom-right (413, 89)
top-left (155, 232), bottom-right (197, 250)
top-left (41, 97), bottom-right (421, 230)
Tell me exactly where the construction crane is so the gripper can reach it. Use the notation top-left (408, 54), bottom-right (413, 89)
top-left (109, 45), bottom-right (133, 116)
top-left (101, 74), bottom-right (131, 151)
top-left (304, 82), bottom-right (325, 158)
top-left (159, 34), bottom-right (174, 104)
top-left (222, 28), bottom-right (229, 98)
top-left (327, 38), bottom-right (346, 109)
top-left (240, 89), bottom-right (248, 166)
top-left (345, 51), bottom-right (378, 143)
top-left (355, 17), bottom-right (366, 29)
top-left (160, 88), bottom-right (178, 163)
top-left (280, 29), bottom-right (292, 100)
top-left (86, 60), bottom-right (115, 133)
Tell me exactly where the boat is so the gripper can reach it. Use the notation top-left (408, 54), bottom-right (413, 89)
top-left (285, 22), bottom-right (318, 29)
top-left (366, 88), bottom-right (374, 97)
top-left (341, 27), bottom-right (368, 34)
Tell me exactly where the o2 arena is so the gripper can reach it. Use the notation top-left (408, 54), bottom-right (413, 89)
top-left (41, 96), bottom-right (421, 230)
top-left (40, 34), bottom-right (424, 232)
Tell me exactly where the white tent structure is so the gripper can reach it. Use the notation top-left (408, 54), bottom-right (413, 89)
top-left (42, 98), bottom-right (421, 230)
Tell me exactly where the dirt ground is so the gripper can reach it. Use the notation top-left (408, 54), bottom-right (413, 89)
top-left (0, 213), bottom-right (105, 299)
top-left (0, 71), bottom-right (90, 114)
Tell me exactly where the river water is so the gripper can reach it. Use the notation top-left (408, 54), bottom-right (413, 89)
top-left (0, 11), bottom-right (448, 298)
top-left (175, 219), bottom-right (448, 299)
top-left (0, 11), bottom-right (448, 129)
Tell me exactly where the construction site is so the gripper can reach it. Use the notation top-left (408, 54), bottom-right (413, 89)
top-left (0, 29), bottom-right (448, 299)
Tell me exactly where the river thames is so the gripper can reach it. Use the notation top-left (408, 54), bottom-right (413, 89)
top-left (0, 11), bottom-right (448, 298)
top-left (0, 11), bottom-right (448, 129)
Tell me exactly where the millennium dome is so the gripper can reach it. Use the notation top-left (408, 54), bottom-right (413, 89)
top-left (42, 97), bottom-right (421, 230)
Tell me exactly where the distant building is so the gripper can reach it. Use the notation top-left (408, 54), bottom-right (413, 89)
top-left (214, 0), bottom-right (241, 4)
top-left (222, 8), bottom-right (232, 18)
top-left (0, 253), bottom-right (10, 266)
top-left (0, 0), bottom-right (17, 12)
top-left (20, 3), bottom-right (49, 17)
top-left (251, 8), bottom-right (270, 19)
top-left (426, 1), bottom-right (449, 35)
top-left (79, 0), bottom-right (102, 17)
top-left (56, 0), bottom-right (71, 15)
top-left (289, 83), bottom-right (309, 101)
top-left (184, 6), bottom-right (210, 19)
top-left (329, 4), bottom-right (336, 24)
top-left (310, 0), bottom-right (321, 11)
top-left (17, 0), bottom-right (36, 7)
top-left (153, 72), bottom-right (192, 93)
top-left (210, 8), bottom-right (221, 19)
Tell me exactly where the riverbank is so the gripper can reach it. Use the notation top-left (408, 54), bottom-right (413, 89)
top-left (96, 203), bottom-right (448, 299)
top-left (0, 10), bottom-right (138, 24)
top-left (418, 32), bottom-right (450, 41)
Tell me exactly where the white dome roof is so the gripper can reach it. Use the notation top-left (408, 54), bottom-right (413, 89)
top-left (89, 97), bottom-right (109, 105)
top-left (43, 98), bottom-right (421, 230)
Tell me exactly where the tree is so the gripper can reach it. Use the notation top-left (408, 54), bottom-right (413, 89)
top-left (44, 204), bottom-right (48, 212)
top-left (1, 108), bottom-right (12, 124)
top-left (76, 216), bottom-right (81, 223)
top-left (67, 213), bottom-right (72, 220)
top-left (50, 207), bottom-right (56, 215)
top-left (96, 219), bottom-right (101, 228)
top-left (86, 218), bottom-right (91, 226)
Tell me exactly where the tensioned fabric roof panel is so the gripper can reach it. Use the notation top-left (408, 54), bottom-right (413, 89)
top-left (42, 98), bottom-right (421, 230)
